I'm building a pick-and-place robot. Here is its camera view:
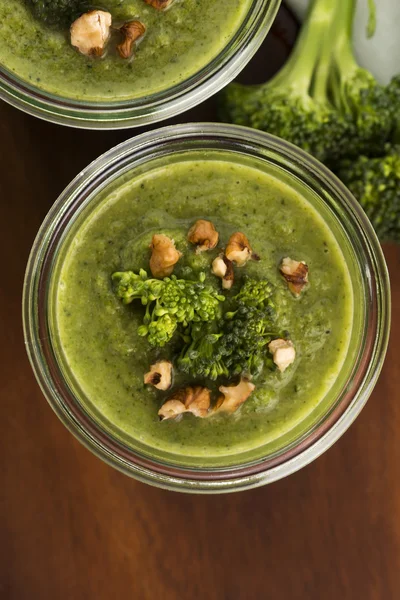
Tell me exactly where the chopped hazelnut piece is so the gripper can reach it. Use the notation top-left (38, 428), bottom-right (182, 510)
top-left (149, 234), bottom-right (182, 278)
top-left (158, 386), bottom-right (211, 420)
top-left (144, 0), bottom-right (174, 9)
top-left (225, 232), bottom-right (255, 267)
top-left (215, 378), bottom-right (255, 414)
top-left (280, 257), bottom-right (309, 296)
top-left (70, 10), bottom-right (112, 57)
top-left (212, 255), bottom-right (234, 290)
top-left (144, 360), bottom-right (173, 391)
top-left (188, 220), bottom-right (219, 253)
top-left (117, 21), bottom-right (146, 59)
top-left (268, 339), bottom-right (296, 372)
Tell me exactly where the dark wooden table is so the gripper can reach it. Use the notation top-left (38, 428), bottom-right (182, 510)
top-left (1, 8), bottom-right (400, 599)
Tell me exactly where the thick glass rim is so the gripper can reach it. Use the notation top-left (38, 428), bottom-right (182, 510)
top-left (23, 123), bottom-right (391, 492)
top-left (0, 0), bottom-right (281, 130)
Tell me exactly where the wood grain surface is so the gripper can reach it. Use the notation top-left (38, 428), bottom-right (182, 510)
top-left (1, 8), bottom-right (400, 599)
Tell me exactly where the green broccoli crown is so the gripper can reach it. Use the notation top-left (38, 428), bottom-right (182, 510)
top-left (26, 0), bottom-right (88, 27)
top-left (112, 269), bottom-right (225, 347)
top-left (222, 82), bottom-right (350, 164)
top-left (338, 145), bottom-right (400, 242)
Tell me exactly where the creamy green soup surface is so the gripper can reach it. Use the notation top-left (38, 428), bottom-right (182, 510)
top-left (54, 154), bottom-right (353, 462)
top-left (0, 0), bottom-right (251, 100)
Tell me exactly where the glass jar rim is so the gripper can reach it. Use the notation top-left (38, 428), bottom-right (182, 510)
top-left (0, 0), bottom-right (281, 129)
top-left (23, 123), bottom-right (391, 492)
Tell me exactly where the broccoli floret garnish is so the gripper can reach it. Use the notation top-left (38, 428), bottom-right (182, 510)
top-left (112, 269), bottom-right (225, 347)
top-left (220, 305), bottom-right (279, 380)
top-left (232, 278), bottom-right (275, 309)
top-left (220, 0), bottom-right (398, 165)
top-left (26, 0), bottom-right (88, 28)
top-left (337, 145), bottom-right (400, 242)
top-left (177, 322), bottom-right (229, 380)
top-left (177, 278), bottom-right (281, 381)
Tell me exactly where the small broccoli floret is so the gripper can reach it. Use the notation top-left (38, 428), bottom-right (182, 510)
top-left (26, 0), bottom-right (88, 28)
top-left (337, 145), bottom-right (400, 242)
top-left (112, 269), bottom-right (225, 347)
top-left (232, 278), bottom-right (275, 309)
top-left (178, 322), bottom-right (229, 380)
top-left (220, 305), bottom-right (279, 379)
top-left (177, 278), bottom-right (283, 381)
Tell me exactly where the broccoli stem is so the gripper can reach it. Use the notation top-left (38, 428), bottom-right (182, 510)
top-left (269, 0), bottom-right (333, 94)
top-left (311, 1), bottom-right (340, 103)
top-left (329, 0), bottom-right (359, 111)
top-left (366, 0), bottom-right (377, 38)
top-left (334, 0), bottom-right (357, 70)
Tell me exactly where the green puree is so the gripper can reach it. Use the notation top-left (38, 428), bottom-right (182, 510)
top-left (0, 0), bottom-right (250, 101)
top-left (55, 155), bottom-right (353, 462)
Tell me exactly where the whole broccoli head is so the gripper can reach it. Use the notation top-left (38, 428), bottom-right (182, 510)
top-left (112, 269), bottom-right (225, 347)
top-left (337, 145), bottom-right (400, 242)
top-left (26, 0), bottom-right (88, 28)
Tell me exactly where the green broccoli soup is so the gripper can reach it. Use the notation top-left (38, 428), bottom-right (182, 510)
top-left (52, 152), bottom-right (354, 464)
top-left (0, 0), bottom-right (251, 101)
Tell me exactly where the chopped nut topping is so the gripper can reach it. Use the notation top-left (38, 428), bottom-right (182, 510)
top-left (144, 360), bottom-right (173, 391)
top-left (149, 234), bottom-right (182, 278)
top-left (212, 255), bottom-right (234, 290)
top-left (70, 10), bottom-right (112, 57)
top-left (158, 399), bottom-right (187, 420)
top-left (144, 0), bottom-right (174, 10)
top-left (268, 339), bottom-right (296, 372)
top-left (117, 20), bottom-right (146, 59)
top-left (225, 232), bottom-right (255, 267)
top-left (212, 256), bottom-right (227, 278)
top-left (215, 378), bottom-right (255, 414)
top-left (280, 257), bottom-right (309, 296)
top-left (188, 220), bottom-right (219, 253)
top-left (158, 386), bottom-right (211, 420)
